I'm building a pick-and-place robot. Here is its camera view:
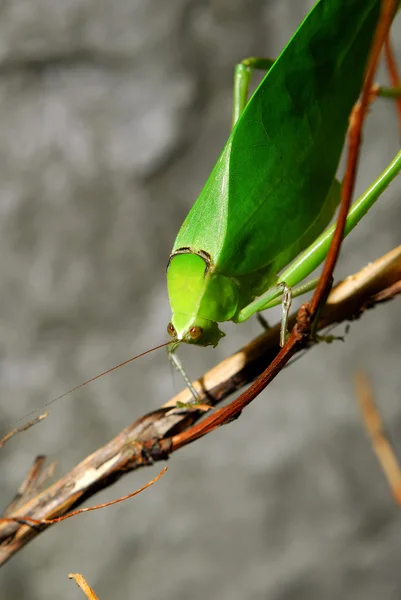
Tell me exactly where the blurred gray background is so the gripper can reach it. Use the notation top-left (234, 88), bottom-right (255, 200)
top-left (0, 1), bottom-right (400, 598)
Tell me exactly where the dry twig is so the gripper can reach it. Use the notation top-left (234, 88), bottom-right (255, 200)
top-left (69, 574), bottom-right (100, 600)
top-left (1, 467), bottom-right (167, 527)
top-left (0, 413), bottom-right (48, 450)
top-left (2, 456), bottom-right (55, 517)
top-left (355, 373), bottom-right (401, 506)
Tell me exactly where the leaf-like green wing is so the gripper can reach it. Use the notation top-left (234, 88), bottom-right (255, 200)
top-left (174, 0), bottom-right (380, 278)
top-left (219, 0), bottom-right (380, 276)
top-left (269, 178), bottom-right (341, 276)
top-left (233, 179), bottom-right (341, 307)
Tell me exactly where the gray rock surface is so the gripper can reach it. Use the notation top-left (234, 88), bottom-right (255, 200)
top-left (0, 1), bottom-right (400, 598)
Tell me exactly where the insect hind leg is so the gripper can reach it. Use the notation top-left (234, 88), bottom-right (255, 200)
top-left (232, 57), bottom-right (275, 128)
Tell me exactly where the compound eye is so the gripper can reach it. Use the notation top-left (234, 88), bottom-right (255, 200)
top-left (167, 323), bottom-right (176, 338)
top-left (189, 326), bottom-right (203, 340)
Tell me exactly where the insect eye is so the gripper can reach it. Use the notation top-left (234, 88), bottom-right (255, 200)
top-left (189, 326), bottom-right (203, 340)
top-left (167, 323), bottom-right (176, 337)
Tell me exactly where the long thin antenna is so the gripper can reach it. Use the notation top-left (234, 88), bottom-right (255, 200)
top-left (13, 341), bottom-right (171, 424)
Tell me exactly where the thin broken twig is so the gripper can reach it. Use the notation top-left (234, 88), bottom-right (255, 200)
top-left (69, 574), bottom-right (100, 600)
top-left (0, 413), bottom-right (48, 450)
top-left (355, 373), bottom-right (401, 506)
top-left (2, 467), bottom-right (166, 527)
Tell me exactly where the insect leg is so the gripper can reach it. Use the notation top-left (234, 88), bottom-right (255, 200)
top-left (236, 285), bottom-right (283, 323)
top-left (278, 282), bottom-right (292, 347)
top-left (236, 282), bottom-right (292, 346)
top-left (236, 278), bottom-right (320, 344)
top-left (377, 85), bottom-right (401, 98)
top-left (255, 277), bottom-right (317, 332)
top-left (168, 345), bottom-right (201, 403)
top-left (236, 278), bottom-right (316, 322)
top-left (232, 58), bottom-right (275, 128)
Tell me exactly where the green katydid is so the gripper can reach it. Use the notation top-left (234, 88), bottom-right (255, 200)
top-left (9, 0), bottom-right (401, 428)
top-left (165, 0), bottom-right (400, 399)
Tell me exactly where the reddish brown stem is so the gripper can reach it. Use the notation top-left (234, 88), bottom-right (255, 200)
top-left (309, 0), bottom-right (398, 317)
top-left (384, 35), bottom-right (401, 134)
top-left (167, 0), bottom-right (399, 450)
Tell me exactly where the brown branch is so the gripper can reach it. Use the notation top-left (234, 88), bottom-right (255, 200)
top-left (2, 467), bottom-right (166, 526)
top-left (1, 244), bottom-right (400, 566)
top-left (2, 456), bottom-right (55, 517)
top-left (384, 35), bottom-right (401, 134)
top-left (355, 373), bottom-right (401, 506)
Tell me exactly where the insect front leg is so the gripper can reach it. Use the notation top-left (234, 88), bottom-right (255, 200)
top-left (168, 344), bottom-right (201, 404)
top-left (236, 279), bottom-right (319, 347)
top-left (278, 283), bottom-right (292, 347)
top-left (232, 57), bottom-right (275, 128)
top-left (255, 286), bottom-right (292, 344)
